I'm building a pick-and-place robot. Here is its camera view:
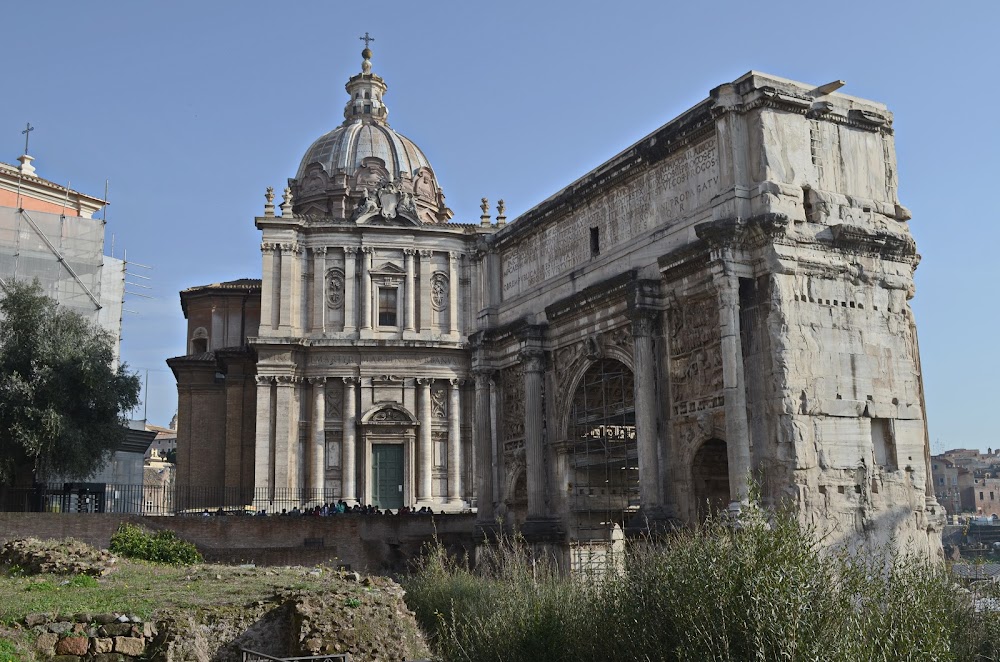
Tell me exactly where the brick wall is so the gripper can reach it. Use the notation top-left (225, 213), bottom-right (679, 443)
top-left (0, 513), bottom-right (476, 572)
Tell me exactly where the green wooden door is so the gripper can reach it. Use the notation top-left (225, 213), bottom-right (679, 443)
top-left (372, 444), bottom-right (404, 510)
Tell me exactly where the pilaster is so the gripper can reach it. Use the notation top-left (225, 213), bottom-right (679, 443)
top-left (403, 248), bottom-right (416, 338)
top-left (418, 250), bottom-right (433, 336)
top-left (253, 376), bottom-right (274, 507)
top-left (314, 247), bottom-right (327, 334)
top-left (310, 377), bottom-right (326, 502)
top-left (342, 377), bottom-right (358, 505)
top-left (359, 247), bottom-right (373, 337)
top-left (448, 251), bottom-right (459, 337)
top-left (473, 368), bottom-right (496, 527)
top-left (417, 377), bottom-right (434, 503)
top-left (344, 247), bottom-right (357, 334)
top-left (447, 378), bottom-right (463, 505)
top-left (714, 264), bottom-right (752, 508)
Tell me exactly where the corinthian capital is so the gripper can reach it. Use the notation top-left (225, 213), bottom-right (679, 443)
top-left (519, 348), bottom-right (546, 373)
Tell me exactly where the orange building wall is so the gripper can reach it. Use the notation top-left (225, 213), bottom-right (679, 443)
top-left (0, 189), bottom-right (80, 216)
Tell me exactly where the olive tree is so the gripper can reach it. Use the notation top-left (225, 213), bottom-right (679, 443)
top-left (0, 280), bottom-right (141, 486)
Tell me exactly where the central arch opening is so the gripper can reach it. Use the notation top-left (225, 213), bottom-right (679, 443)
top-left (568, 359), bottom-right (637, 538)
top-left (692, 438), bottom-right (730, 520)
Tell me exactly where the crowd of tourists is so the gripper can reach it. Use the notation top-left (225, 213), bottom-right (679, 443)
top-left (201, 502), bottom-right (440, 517)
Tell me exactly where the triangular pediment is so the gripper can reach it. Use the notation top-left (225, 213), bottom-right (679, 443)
top-left (372, 261), bottom-right (405, 275)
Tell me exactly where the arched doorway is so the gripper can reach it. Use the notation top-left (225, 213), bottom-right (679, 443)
top-left (691, 438), bottom-right (730, 519)
top-left (567, 359), bottom-right (637, 538)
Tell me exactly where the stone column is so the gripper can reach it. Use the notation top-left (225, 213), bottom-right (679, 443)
top-left (314, 247), bottom-right (327, 333)
top-left (278, 244), bottom-right (293, 333)
top-left (260, 243), bottom-right (276, 331)
top-left (342, 377), bottom-right (358, 505)
top-left (253, 376), bottom-right (274, 503)
top-left (448, 252), bottom-right (459, 336)
top-left (296, 245), bottom-right (308, 335)
top-left (631, 310), bottom-right (661, 512)
top-left (404, 249), bottom-right (416, 335)
top-left (715, 268), bottom-right (751, 506)
top-left (447, 378), bottom-right (463, 505)
top-left (344, 248), bottom-right (357, 334)
top-left (418, 250), bottom-right (433, 335)
top-left (360, 247), bottom-right (373, 334)
top-left (417, 378), bottom-right (434, 503)
top-left (473, 368), bottom-right (495, 524)
top-left (521, 349), bottom-right (547, 519)
top-left (274, 376), bottom-right (297, 494)
top-left (310, 377), bottom-right (326, 502)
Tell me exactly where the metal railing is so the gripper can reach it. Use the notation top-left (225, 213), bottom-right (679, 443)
top-left (241, 650), bottom-right (348, 662)
top-left (0, 483), bottom-right (458, 517)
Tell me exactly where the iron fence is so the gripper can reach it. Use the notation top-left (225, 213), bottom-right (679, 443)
top-left (241, 650), bottom-right (349, 662)
top-left (0, 484), bottom-right (434, 516)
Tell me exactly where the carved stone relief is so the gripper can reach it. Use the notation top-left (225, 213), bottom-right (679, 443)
top-left (669, 296), bottom-right (724, 415)
top-left (326, 268), bottom-right (345, 308)
top-left (501, 363), bottom-right (525, 442)
top-left (431, 384), bottom-right (447, 419)
top-left (430, 272), bottom-right (449, 312)
top-left (325, 379), bottom-right (344, 420)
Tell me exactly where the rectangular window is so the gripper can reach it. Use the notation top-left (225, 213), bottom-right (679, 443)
top-left (992, 492), bottom-right (996, 501)
top-left (590, 227), bottom-right (600, 257)
top-left (981, 492), bottom-right (985, 501)
top-left (378, 288), bottom-right (398, 326)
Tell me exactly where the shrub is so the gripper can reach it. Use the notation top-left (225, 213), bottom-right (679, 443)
top-left (405, 507), bottom-right (1000, 662)
top-left (109, 524), bottom-right (202, 565)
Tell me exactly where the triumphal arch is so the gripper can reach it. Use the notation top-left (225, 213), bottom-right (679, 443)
top-left (170, 45), bottom-right (943, 560)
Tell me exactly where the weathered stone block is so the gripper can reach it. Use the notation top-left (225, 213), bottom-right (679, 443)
top-left (93, 636), bottom-right (114, 653)
top-left (55, 636), bottom-right (89, 656)
top-left (93, 654), bottom-right (127, 662)
top-left (35, 631), bottom-right (58, 655)
top-left (100, 622), bottom-right (134, 637)
top-left (113, 636), bottom-right (146, 656)
top-left (25, 612), bottom-right (48, 627)
top-left (48, 620), bottom-right (73, 634)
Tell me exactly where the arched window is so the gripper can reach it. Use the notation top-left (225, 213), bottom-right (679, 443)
top-left (567, 359), bottom-right (637, 536)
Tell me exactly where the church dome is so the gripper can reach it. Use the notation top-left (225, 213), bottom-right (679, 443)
top-left (291, 43), bottom-right (452, 224)
top-left (295, 122), bottom-right (432, 182)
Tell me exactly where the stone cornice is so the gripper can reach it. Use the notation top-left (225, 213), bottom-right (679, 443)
top-left (544, 270), bottom-right (637, 323)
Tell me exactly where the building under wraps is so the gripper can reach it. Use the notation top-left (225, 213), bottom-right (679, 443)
top-left (0, 152), bottom-right (124, 360)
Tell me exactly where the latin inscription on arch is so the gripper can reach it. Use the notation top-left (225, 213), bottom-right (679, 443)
top-left (501, 135), bottom-right (718, 298)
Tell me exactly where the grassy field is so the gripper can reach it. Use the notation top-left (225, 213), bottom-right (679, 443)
top-left (0, 559), bottom-right (372, 660)
top-left (0, 560), bottom-right (346, 625)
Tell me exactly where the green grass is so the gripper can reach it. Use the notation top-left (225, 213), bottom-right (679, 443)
top-left (0, 560), bottom-right (355, 625)
top-left (0, 639), bottom-right (18, 662)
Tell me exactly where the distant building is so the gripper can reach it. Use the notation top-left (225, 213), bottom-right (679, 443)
top-left (938, 448), bottom-right (1000, 478)
top-left (931, 455), bottom-right (975, 515)
top-left (144, 423), bottom-right (178, 461)
top-left (0, 146), bottom-right (124, 361)
top-left (975, 478), bottom-right (1000, 518)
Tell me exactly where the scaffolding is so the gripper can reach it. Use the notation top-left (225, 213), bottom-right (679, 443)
top-left (0, 206), bottom-right (123, 357)
top-left (567, 359), bottom-right (639, 540)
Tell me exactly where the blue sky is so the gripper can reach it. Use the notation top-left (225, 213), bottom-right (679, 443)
top-left (1, 1), bottom-right (996, 452)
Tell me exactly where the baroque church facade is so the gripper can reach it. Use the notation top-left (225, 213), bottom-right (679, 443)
top-left (170, 46), bottom-right (943, 558)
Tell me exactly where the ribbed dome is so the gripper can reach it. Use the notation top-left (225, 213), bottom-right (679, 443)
top-left (295, 122), bottom-right (432, 181)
